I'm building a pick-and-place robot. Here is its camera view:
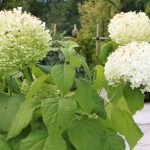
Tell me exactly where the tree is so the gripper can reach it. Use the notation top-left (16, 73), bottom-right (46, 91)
top-left (0, 0), bottom-right (84, 34)
top-left (77, 0), bottom-right (121, 65)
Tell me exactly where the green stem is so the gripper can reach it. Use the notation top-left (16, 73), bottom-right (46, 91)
top-left (9, 76), bottom-right (12, 96)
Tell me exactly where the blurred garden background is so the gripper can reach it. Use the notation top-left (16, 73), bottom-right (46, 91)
top-left (1, 0), bottom-right (150, 65)
top-left (0, 1), bottom-right (150, 149)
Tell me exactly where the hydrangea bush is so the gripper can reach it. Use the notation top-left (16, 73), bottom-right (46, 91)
top-left (98, 11), bottom-right (150, 149)
top-left (104, 11), bottom-right (150, 92)
top-left (108, 12), bottom-right (150, 44)
top-left (0, 8), bottom-right (147, 150)
top-left (0, 7), bottom-right (51, 76)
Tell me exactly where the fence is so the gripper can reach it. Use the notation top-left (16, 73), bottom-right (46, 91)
top-left (52, 23), bottom-right (110, 56)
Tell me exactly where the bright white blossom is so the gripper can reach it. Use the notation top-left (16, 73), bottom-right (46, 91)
top-left (0, 7), bottom-right (51, 76)
top-left (104, 42), bottom-right (150, 92)
top-left (108, 12), bottom-right (150, 44)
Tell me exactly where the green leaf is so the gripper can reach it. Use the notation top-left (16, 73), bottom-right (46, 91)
top-left (75, 79), bottom-right (92, 114)
top-left (9, 127), bottom-right (30, 150)
top-left (75, 79), bottom-right (106, 118)
top-left (0, 93), bottom-right (23, 132)
top-left (31, 65), bottom-right (46, 77)
top-left (114, 96), bottom-right (131, 113)
top-left (20, 129), bottom-right (67, 150)
top-left (43, 135), bottom-right (67, 150)
top-left (58, 97), bottom-right (77, 129)
top-left (92, 89), bottom-right (107, 118)
top-left (78, 55), bottom-right (91, 78)
top-left (36, 64), bottom-right (52, 74)
top-left (111, 0), bottom-right (121, 8)
top-left (69, 55), bottom-right (82, 67)
top-left (111, 106), bottom-right (143, 149)
top-left (99, 41), bottom-right (118, 65)
top-left (41, 97), bottom-right (76, 136)
top-left (22, 67), bottom-right (33, 85)
top-left (0, 135), bottom-right (11, 150)
top-left (69, 118), bottom-right (103, 150)
top-left (69, 118), bottom-right (125, 150)
top-left (123, 83), bottom-right (144, 114)
top-left (26, 75), bottom-right (49, 101)
top-left (105, 84), bottom-right (123, 104)
top-left (59, 41), bottom-right (79, 61)
top-left (65, 40), bottom-right (79, 50)
top-left (104, 85), bottom-right (130, 113)
top-left (5, 77), bottom-right (21, 94)
top-left (93, 65), bottom-right (105, 90)
top-left (102, 129), bottom-right (125, 150)
top-left (7, 99), bottom-right (39, 140)
top-left (69, 55), bottom-right (91, 78)
top-left (59, 40), bottom-right (79, 50)
top-left (19, 130), bottom-right (47, 150)
top-left (59, 40), bottom-right (78, 61)
top-left (51, 64), bottom-right (75, 96)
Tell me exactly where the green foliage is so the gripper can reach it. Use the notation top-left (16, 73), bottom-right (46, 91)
top-left (5, 77), bottom-right (21, 94)
top-left (111, 107), bottom-right (143, 149)
top-left (123, 83), bottom-right (144, 114)
top-left (77, 39), bottom-right (96, 65)
top-left (92, 65), bottom-right (105, 90)
top-left (19, 130), bottom-right (47, 150)
top-left (69, 118), bottom-right (125, 150)
top-left (77, 0), bottom-right (120, 64)
top-left (7, 99), bottom-right (40, 140)
top-left (0, 40), bottom-right (144, 150)
top-left (105, 83), bottom-right (144, 115)
top-left (19, 129), bottom-right (67, 150)
top-left (41, 97), bottom-right (76, 136)
top-left (121, 0), bottom-right (147, 12)
top-left (51, 64), bottom-right (76, 96)
top-left (105, 84), bottom-right (124, 104)
top-left (68, 118), bottom-right (104, 150)
top-left (0, 94), bottom-right (23, 132)
top-left (44, 135), bottom-right (67, 150)
top-left (145, 0), bottom-right (150, 17)
top-left (78, 0), bottom-right (120, 38)
top-left (75, 79), bottom-right (106, 118)
top-left (0, 135), bottom-right (11, 150)
top-left (25, 75), bottom-right (49, 101)
top-left (99, 41), bottom-right (119, 65)
top-left (102, 129), bottom-right (125, 150)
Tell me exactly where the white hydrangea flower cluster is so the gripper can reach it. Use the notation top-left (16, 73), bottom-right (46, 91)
top-left (104, 42), bottom-right (150, 92)
top-left (108, 12), bottom-right (150, 44)
top-left (0, 7), bottom-right (51, 76)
